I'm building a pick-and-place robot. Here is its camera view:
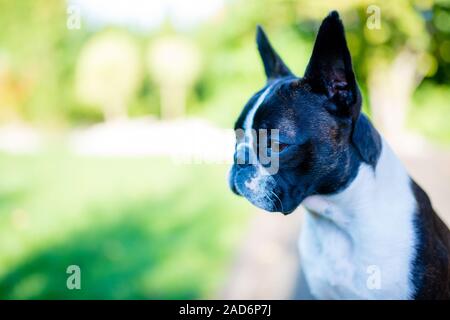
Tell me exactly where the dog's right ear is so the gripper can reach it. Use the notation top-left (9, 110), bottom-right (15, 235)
top-left (256, 25), bottom-right (293, 81)
top-left (304, 11), bottom-right (360, 121)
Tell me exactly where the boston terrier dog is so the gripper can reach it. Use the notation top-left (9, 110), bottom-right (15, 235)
top-left (229, 11), bottom-right (450, 299)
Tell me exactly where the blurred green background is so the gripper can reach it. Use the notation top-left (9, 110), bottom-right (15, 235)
top-left (0, 0), bottom-right (449, 299)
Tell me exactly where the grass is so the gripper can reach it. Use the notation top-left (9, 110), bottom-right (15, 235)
top-left (0, 150), bottom-right (252, 299)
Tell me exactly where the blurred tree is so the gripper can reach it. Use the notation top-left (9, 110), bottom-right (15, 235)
top-left (0, 0), bottom-right (87, 127)
top-left (0, 0), bottom-right (448, 144)
top-left (75, 30), bottom-right (142, 121)
top-left (429, 0), bottom-right (450, 83)
top-left (148, 36), bottom-right (201, 119)
top-left (196, 0), bottom-right (449, 142)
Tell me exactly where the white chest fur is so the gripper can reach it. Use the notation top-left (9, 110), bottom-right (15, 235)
top-left (299, 140), bottom-right (417, 299)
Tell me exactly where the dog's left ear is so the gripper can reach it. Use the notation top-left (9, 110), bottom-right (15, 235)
top-left (304, 11), bottom-right (360, 120)
top-left (256, 25), bottom-right (293, 80)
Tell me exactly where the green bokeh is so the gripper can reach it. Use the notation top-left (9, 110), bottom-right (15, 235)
top-left (0, 0), bottom-right (449, 300)
top-left (0, 152), bottom-right (252, 299)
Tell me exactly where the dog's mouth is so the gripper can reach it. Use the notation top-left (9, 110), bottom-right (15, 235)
top-left (238, 183), bottom-right (302, 215)
top-left (234, 180), bottom-right (279, 213)
top-left (230, 166), bottom-right (299, 215)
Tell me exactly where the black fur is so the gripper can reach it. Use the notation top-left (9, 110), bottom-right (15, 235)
top-left (411, 180), bottom-right (450, 299)
top-left (304, 11), bottom-right (360, 122)
top-left (351, 114), bottom-right (382, 167)
top-left (230, 11), bottom-right (381, 214)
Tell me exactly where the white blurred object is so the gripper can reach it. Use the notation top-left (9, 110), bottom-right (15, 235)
top-left (0, 124), bottom-right (42, 154)
top-left (69, 117), bottom-right (235, 163)
top-left (70, 0), bottom-right (224, 31)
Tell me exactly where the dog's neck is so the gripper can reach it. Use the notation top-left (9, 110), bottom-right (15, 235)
top-left (299, 138), bottom-right (418, 299)
top-left (301, 138), bottom-right (416, 231)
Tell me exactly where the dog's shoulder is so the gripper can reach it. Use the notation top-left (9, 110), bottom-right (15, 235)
top-left (411, 180), bottom-right (450, 299)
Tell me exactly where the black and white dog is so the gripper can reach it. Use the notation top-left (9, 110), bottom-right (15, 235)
top-left (229, 11), bottom-right (450, 299)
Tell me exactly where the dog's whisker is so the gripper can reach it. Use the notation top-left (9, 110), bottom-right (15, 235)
top-left (262, 192), bottom-right (276, 209)
top-left (270, 190), bottom-right (283, 212)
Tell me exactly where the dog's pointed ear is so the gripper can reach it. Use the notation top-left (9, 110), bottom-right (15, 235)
top-left (304, 11), bottom-right (360, 120)
top-left (256, 25), bottom-right (293, 80)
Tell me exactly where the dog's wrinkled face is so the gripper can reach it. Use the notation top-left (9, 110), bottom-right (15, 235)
top-left (229, 11), bottom-right (381, 214)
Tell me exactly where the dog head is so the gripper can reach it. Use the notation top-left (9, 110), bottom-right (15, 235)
top-left (229, 11), bottom-right (381, 214)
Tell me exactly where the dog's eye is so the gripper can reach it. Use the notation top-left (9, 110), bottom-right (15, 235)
top-left (271, 141), bottom-right (289, 153)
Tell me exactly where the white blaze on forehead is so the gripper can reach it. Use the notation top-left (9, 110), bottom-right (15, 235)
top-left (242, 83), bottom-right (275, 148)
